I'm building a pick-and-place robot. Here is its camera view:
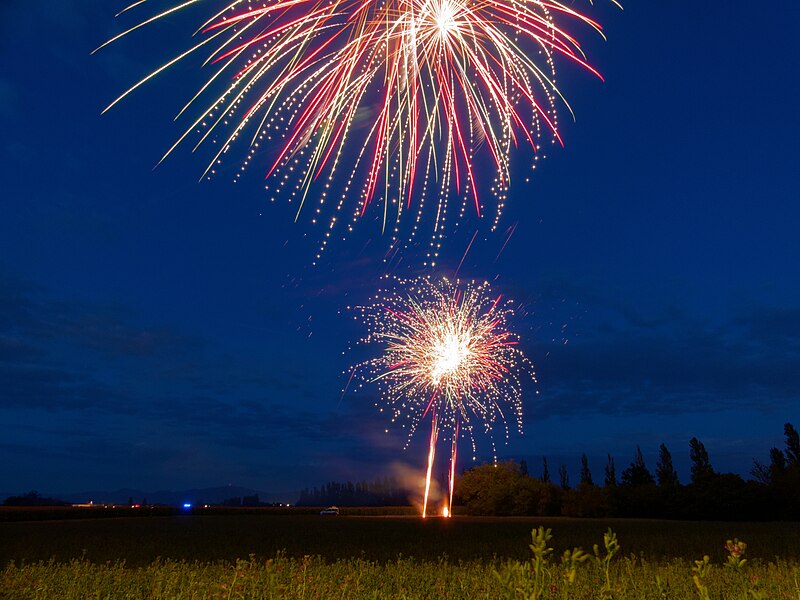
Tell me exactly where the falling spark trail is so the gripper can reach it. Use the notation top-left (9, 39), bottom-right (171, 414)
top-left (494, 222), bottom-right (518, 263)
top-left (453, 229), bottom-right (479, 280)
top-left (338, 367), bottom-right (358, 409)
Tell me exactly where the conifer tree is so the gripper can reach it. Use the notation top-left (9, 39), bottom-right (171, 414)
top-left (604, 454), bottom-right (617, 487)
top-left (784, 423), bottom-right (799, 465)
top-left (689, 438), bottom-right (715, 484)
top-left (559, 464), bottom-right (570, 490)
top-left (656, 443), bottom-right (679, 487)
top-left (621, 446), bottom-right (655, 486)
top-left (580, 453), bottom-right (593, 486)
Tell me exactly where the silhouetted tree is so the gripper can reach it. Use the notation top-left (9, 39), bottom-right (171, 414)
top-left (621, 447), bottom-right (655, 486)
top-left (541, 457), bottom-right (550, 483)
top-left (604, 454), bottom-right (616, 487)
top-left (520, 459), bottom-right (529, 476)
top-left (785, 423), bottom-right (800, 465)
top-left (751, 444), bottom-right (788, 486)
top-left (689, 438), bottom-right (715, 484)
top-left (750, 459), bottom-right (771, 485)
top-left (457, 461), bottom-right (565, 516)
top-left (559, 464), bottom-right (570, 490)
top-left (770, 447), bottom-right (787, 479)
top-left (580, 453), bottom-right (593, 486)
top-left (656, 443), bottom-right (679, 487)
top-left (562, 480), bottom-right (606, 518)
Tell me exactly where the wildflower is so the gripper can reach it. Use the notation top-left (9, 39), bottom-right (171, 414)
top-left (725, 539), bottom-right (746, 558)
top-left (724, 538), bottom-right (748, 569)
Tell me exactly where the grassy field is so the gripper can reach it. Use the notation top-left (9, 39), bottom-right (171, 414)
top-left (0, 505), bottom-right (419, 523)
top-left (4, 552), bottom-right (799, 599)
top-left (2, 512), bottom-right (799, 565)
top-left (2, 512), bottom-right (799, 598)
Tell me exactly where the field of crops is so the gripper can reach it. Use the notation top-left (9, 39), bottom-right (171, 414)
top-left (2, 512), bottom-right (799, 598)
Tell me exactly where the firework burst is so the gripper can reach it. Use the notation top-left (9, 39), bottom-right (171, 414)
top-left (98, 0), bottom-right (617, 260)
top-left (348, 276), bottom-right (535, 516)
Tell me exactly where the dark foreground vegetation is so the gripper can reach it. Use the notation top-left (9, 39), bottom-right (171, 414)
top-left (3, 522), bottom-right (799, 599)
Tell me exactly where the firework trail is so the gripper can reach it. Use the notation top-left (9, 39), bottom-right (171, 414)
top-left (98, 0), bottom-right (618, 259)
top-left (348, 276), bottom-right (535, 516)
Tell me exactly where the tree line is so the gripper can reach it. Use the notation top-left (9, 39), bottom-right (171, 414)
top-left (296, 476), bottom-right (408, 506)
top-left (2, 491), bottom-right (70, 507)
top-left (295, 423), bottom-right (799, 520)
top-left (456, 422), bottom-right (800, 520)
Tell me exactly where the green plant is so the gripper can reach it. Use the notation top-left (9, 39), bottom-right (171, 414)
top-left (593, 527), bottom-right (620, 600)
top-left (559, 547), bottom-right (589, 599)
top-left (522, 526), bottom-right (555, 599)
top-left (654, 574), bottom-right (669, 599)
top-left (692, 554), bottom-right (712, 600)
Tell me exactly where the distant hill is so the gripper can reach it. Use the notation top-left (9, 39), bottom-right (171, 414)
top-left (47, 486), bottom-right (272, 505)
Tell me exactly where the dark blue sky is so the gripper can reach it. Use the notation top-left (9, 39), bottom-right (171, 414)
top-left (1, 1), bottom-right (798, 500)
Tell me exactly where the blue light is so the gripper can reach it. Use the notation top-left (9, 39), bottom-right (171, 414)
top-left (182, 503), bottom-right (192, 509)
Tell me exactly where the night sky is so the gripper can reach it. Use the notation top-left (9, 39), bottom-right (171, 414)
top-left (1, 1), bottom-right (799, 501)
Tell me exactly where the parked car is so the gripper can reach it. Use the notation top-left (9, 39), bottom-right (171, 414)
top-left (319, 506), bottom-right (339, 515)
